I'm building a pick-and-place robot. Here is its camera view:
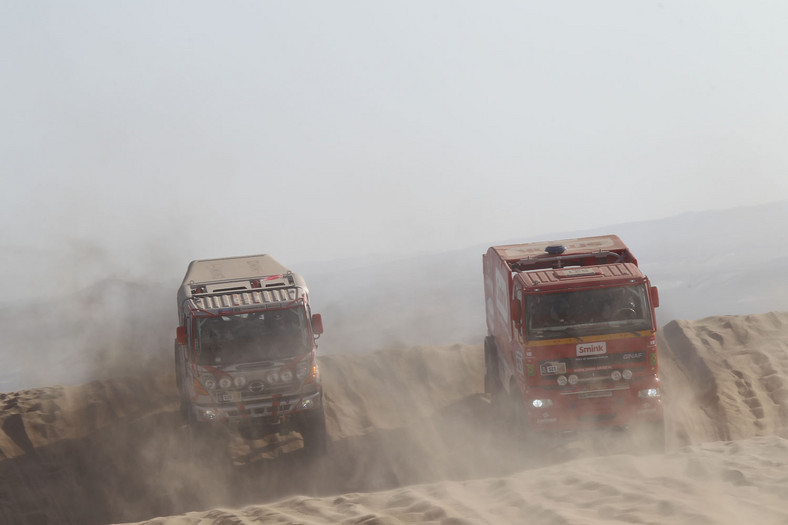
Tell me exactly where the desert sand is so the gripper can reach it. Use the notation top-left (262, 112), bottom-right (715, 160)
top-left (1, 311), bottom-right (787, 524)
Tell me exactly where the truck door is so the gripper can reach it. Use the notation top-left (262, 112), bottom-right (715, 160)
top-left (513, 288), bottom-right (525, 344)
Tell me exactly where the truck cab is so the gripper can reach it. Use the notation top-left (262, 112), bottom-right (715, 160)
top-left (175, 254), bottom-right (327, 456)
top-left (483, 235), bottom-right (663, 447)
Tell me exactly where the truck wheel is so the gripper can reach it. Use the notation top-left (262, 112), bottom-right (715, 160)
top-left (174, 346), bottom-right (181, 389)
top-left (177, 370), bottom-right (190, 422)
top-left (177, 375), bottom-right (192, 422)
top-left (174, 345), bottom-right (190, 421)
top-left (187, 413), bottom-right (231, 465)
top-left (509, 380), bottom-right (526, 432)
top-left (644, 418), bottom-right (666, 454)
top-left (179, 394), bottom-right (190, 422)
top-left (491, 378), bottom-right (518, 429)
top-left (507, 378), bottom-right (540, 448)
top-left (484, 336), bottom-right (502, 395)
top-left (186, 418), bottom-right (210, 460)
top-left (300, 409), bottom-right (328, 458)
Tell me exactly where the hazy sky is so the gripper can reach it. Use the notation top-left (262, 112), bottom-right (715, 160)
top-left (3, 1), bottom-right (788, 300)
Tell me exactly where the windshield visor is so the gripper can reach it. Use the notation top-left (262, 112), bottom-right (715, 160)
top-left (196, 307), bottom-right (310, 365)
top-left (526, 284), bottom-right (653, 341)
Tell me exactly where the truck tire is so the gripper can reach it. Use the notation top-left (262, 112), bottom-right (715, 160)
top-left (643, 418), bottom-right (666, 454)
top-left (509, 379), bottom-right (525, 430)
top-left (300, 409), bottom-right (328, 458)
top-left (174, 345), bottom-right (181, 389)
top-left (186, 412), bottom-right (231, 465)
top-left (484, 336), bottom-right (502, 395)
top-left (174, 345), bottom-right (190, 421)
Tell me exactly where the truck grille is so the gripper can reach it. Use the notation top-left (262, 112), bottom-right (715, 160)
top-left (213, 381), bottom-right (301, 405)
top-left (241, 381), bottom-right (300, 401)
top-left (560, 383), bottom-right (629, 396)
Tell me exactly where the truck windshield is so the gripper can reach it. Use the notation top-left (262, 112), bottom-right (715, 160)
top-left (525, 284), bottom-right (653, 341)
top-left (195, 307), bottom-right (310, 365)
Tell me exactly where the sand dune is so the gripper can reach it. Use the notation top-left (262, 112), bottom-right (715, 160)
top-left (1, 312), bottom-right (787, 524)
top-left (659, 311), bottom-right (788, 445)
top-left (131, 436), bottom-right (788, 525)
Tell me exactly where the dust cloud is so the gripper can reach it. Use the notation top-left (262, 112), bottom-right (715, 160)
top-left (1, 312), bottom-right (787, 524)
top-left (2, 205), bottom-right (788, 523)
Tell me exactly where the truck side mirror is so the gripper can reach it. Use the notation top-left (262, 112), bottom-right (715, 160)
top-left (650, 286), bottom-right (660, 308)
top-left (510, 299), bottom-right (522, 327)
top-left (311, 313), bottom-right (324, 335)
top-left (176, 325), bottom-right (188, 345)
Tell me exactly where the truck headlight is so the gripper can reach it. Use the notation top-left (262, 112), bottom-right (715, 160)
top-left (219, 376), bottom-right (232, 390)
top-left (568, 374), bottom-right (578, 385)
top-left (198, 408), bottom-right (218, 420)
top-left (280, 369), bottom-right (294, 382)
top-left (297, 398), bottom-right (315, 410)
top-left (201, 374), bottom-right (217, 390)
top-left (266, 371), bottom-right (280, 384)
top-left (557, 375), bottom-right (568, 386)
top-left (638, 388), bottom-right (660, 399)
top-left (532, 399), bottom-right (554, 408)
top-left (622, 369), bottom-right (633, 380)
top-left (611, 370), bottom-right (622, 381)
top-left (233, 375), bottom-right (247, 388)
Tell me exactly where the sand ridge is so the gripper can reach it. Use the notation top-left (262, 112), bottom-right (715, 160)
top-left (659, 311), bottom-right (788, 445)
top-left (132, 436), bottom-right (788, 525)
top-left (0, 313), bottom-right (787, 524)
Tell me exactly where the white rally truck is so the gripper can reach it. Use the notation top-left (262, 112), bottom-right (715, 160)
top-left (175, 254), bottom-right (326, 456)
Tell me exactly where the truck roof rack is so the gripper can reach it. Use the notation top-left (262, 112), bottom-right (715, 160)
top-left (189, 284), bottom-right (305, 315)
top-left (510, 250), bottom-right (630, 272)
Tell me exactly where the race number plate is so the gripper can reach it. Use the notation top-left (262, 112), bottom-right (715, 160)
top-left (220, 391), bottom-right (241, 402)
top-left (540, 361), bottom-right (567, 375)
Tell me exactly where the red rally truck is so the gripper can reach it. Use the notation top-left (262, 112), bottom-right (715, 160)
top-left (483, 235), bottom-right (663, 446)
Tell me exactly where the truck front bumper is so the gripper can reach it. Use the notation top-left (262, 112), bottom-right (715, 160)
top-left (190, 390), bottom-right (322, 424)
top-left (528, 396), bottom-right (663, 432)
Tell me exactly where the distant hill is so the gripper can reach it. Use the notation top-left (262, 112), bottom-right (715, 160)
top-left (1, 201), bottom-right (786, 391)
top-left (302, 200), bottom-right (788, 354)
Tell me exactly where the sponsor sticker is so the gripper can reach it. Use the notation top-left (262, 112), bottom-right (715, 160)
top-left (526, 364), bottom-right (536, 376)
top-left (650, 353), bottom-right (658, 365)
top-left (577, 341), bottom-right (607, 357)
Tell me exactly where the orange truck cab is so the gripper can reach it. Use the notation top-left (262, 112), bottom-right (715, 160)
top-left (483, 235), bottom-right (663, 445)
